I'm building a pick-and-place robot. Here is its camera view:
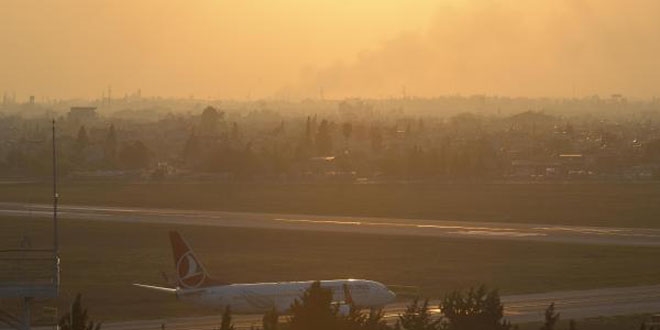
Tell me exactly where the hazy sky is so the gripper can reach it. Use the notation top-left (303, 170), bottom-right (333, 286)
top-left (1, 0), bottom-right (659, 100)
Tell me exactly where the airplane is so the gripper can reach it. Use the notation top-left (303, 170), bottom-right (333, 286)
top-left (134, 231), bottom-right (396, 315)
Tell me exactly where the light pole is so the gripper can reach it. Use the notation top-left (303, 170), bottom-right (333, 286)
top-left (52, 119), bottom-right (61, 330)
top-left (52, 119), bottom-right (59, 259)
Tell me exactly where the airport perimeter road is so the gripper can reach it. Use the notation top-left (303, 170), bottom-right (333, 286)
top-left (1, 202), bottom-right (660, 247)
top-left (55, 285), bottom-right (660, 330)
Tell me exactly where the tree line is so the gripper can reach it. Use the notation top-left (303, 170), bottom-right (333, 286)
top-left (56, 284), bottom-right (658, 330)
top-left (219, 282), bottom-right (575, 330)
top-left (4, 105), bottom-right (660, 180)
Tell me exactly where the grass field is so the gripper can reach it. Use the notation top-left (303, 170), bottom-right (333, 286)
top-left (1, 216), bottom-right (659, 322)
top-left (2, 181), bottom-right (660, 228)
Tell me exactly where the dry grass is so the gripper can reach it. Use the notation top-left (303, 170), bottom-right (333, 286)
top-left (1, 216), bottom-right (659, 322)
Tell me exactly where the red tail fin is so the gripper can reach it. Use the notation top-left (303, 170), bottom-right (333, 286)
top-left (169, 231), bottom-right (227, 289)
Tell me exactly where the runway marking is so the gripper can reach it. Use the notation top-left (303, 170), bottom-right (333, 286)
top-left (271, 217), bottom-right (660, 240)
top-left (273, 218), bottom-right (362, 226)
top-left (533, 226), bottom-right (660, 238)
top-left (273, 218), bottom-right (547, 238)
top-left (448, 230), bottom-right (546, 237)
top-left (533, 226), bottom-right (629, 234)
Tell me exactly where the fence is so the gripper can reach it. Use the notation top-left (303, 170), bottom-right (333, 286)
top-left (0, 250), bottom-right (58, 299)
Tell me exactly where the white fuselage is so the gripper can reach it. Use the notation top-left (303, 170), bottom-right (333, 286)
top-left (176, 279), bottom-right (396, 314)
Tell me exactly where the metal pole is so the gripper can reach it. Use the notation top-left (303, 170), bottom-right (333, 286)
top-left (23, 297), bottom-right (31, 330)
top-left (52, 119), bottom-right (58, 256)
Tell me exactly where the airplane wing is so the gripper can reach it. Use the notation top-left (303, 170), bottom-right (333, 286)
top-left (133, 283), bottom-right (177, 293)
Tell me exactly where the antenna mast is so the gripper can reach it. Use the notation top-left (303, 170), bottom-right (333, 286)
top-left (52, 119), bottom-right (58, 256)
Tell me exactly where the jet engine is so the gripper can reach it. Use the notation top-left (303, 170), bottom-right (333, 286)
top-left (337, 304), bottom-right (352, 316)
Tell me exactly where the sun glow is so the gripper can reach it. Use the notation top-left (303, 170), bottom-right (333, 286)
top-left (1, 0), bottom-right (659, 99)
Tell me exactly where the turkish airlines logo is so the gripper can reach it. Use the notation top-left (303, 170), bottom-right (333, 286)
top-left (176, 251), bottom-right (206, 288)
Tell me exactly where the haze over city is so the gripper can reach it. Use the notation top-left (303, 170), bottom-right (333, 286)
top-left (2, 0), bottom-right (660, 100)
top-left (3, 2), bottom-right (660, 330)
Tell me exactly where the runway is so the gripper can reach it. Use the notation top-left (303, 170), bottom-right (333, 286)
top-left (1, 202), bottom-right (660, 247)
top-left (91, 285), bottom-right (660, 330)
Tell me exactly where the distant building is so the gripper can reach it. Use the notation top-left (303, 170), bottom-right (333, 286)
top-left (68, 106), bottom-right (98, 122)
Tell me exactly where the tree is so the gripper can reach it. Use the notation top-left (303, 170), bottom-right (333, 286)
top-left (288, 281), bottom-right (338, 330)
top-left (342, 122), bottom-right (353, 150)
top-left (218, 306), bottom-right (235, 330)
top-left (75, 126), bottom-right (89, 150)
top-left (103, 124), bottom-right (117, 166)
top-left (262, 308), bottom-right (279, 330)
top-left (118, 140), bottom-right (150, 169)
top-left (361, 309), bottom-right (389, 330)
top-left (370, 125), bottom-right (383, 153)
top-left (295, 116), bottom-right (314, 160)
top-left (72, 126), bottom-right (90, 169)
top-left (182, 130), bottom-right (202, 166)
top-left (200, 106), bottom-right (223, 137)
top-left (339, 303), bottom-right (364, 330)
top-left (315, 119), bottom-right (333, 156)
top-left (396, 298), bottom-right (440, 330)
top-left (58, 294), bottom-right (101, 330)
top-left (540, 303), bottom-right (559, 330)
top-left (440, 286), bottom-right (512, 330)
top-left (305, 116), bottom-right (313, 146)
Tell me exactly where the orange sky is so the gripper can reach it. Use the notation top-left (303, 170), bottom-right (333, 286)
top-left (1, 0), bottom-right (659, 100)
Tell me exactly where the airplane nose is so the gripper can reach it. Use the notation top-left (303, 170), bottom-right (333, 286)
top-left (386, 290), bottom-right (396, 303)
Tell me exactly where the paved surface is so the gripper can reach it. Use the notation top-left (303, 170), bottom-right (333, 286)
top-left (2, 202), bottom-right (660, 247)
top-left (25, 285), bottom-right (656, 330)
